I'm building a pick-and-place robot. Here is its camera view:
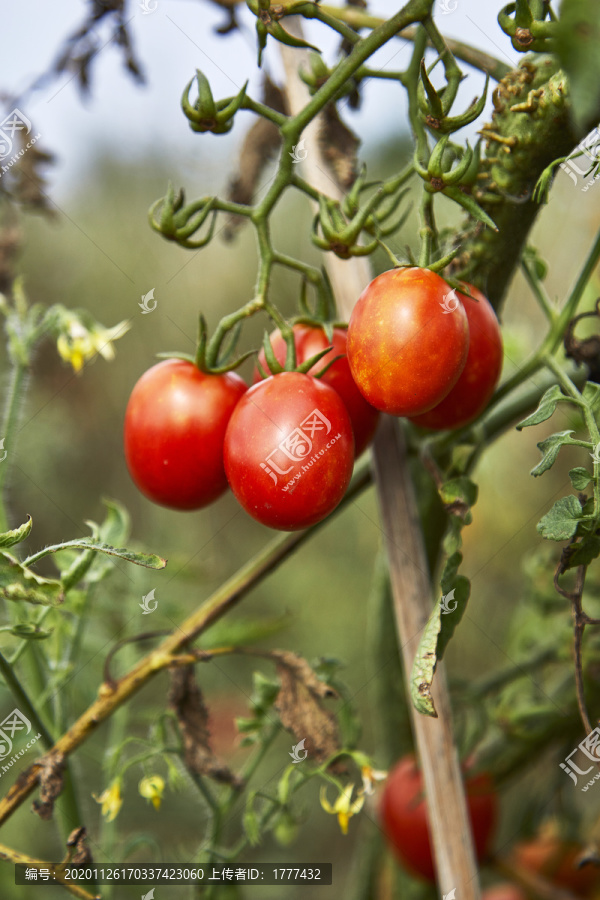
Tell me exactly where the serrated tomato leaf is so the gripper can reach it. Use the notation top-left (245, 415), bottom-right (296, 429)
top-left (569, 467), bottom-right (593, 490)
top-left (0, 552), bottom-right (64, 606)
top-left (537, 495), bottom-right (582, 541)
top-left (531, 431), bottom-right (577, 476)
top-left (411, 554), bottom-right (470, 718)
top-left (0, 516), bottom-right (33, 549)
top-left (516, 385), bottom-right (566, 430)
top-left (564, 534), bottom-right (600, 568)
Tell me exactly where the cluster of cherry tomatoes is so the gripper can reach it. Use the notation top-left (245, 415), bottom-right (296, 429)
top-left (381, 756), bottom-right (600, 896)
top-left (123, 266), bottom-right (502, 531)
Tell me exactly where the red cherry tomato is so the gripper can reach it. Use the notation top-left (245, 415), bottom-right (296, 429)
top-left (409, 283), bottom-right (503, 430)
top-left (124, 359), bottom-right (247, 510)
top-left (514, 831), bottom-right (600, 897)
top-left (254, 324), bottom-right (380, 457)
top-left (482, 885), bottom-right (527, 900)
top-left (224, 372), bottom-right (354, 531)
top-left (347, 267), bottom-right (469, 417)
top-left (381, 754), bottom-right (497, 882)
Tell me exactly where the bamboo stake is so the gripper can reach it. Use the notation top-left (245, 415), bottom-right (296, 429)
top-left (279, 21), bottom-right (481, 899)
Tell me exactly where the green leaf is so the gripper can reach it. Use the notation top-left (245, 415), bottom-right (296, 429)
top-left (555, 0), bottom-right (600, 132)
top-left (523, 245), bottom-right (548, 281)
top-left (439, 476), bottom-right (478, 509)
top-left (9, 623), bottom-right (53, 641)
top-left (569, 466), bottom-right (593, 490)
top-left (442, 184), bottom-right (498, 230)
top-left (49, 538), bottom-right (166, 571)
top-left (243, 792), bottom-right (261, 847)
top-left (516, 385), bottom-right (566, 430)
top-left (583, 381), bottom-right (600, 412)
top-left (537, 495), bottom-right (582, 541)
top-left (55, 500), bottom-right (134, 588)
top-left (274, 809), bottom-right (299, 847)
top-left (0, 552), bottom-right (64, 606)
top-left (531, 430), bottom-right (577, 476)
top-left (0, 516), bottom-right (33, 549)
top-left (437, 555), bottom-right (470, 660)
top-left (410, 556), bottom-right (471, 718)
top-left (564, 533), bottom-right (600, 568)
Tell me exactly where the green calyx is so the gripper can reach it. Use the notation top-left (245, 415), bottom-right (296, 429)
top-left (419, 60), bottom-right (490, 135)
top-left (498, 1), bottom-right (558, 53)
top-left (311, 167), bottom-right (412, 259)
top-left (149, 184), bottom-right (217, 249)
top-left (181, 70), bottom-right (248, 134)
top-left (248, 2), bottom-right (319, 67)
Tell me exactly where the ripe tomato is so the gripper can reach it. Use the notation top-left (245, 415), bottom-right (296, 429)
top-left (409, 284), bottom-right (503, 430)
top-left (381, 754), bottom-right (497, 882)
top-left (482, 885), bottom-right (527, 900)
top-left (513, 828), bottom-right (600, 897)
top-left (254, 324), bottom-right (380, 457)
top-left (124, 359), bottom-right (247, 510)
top-left (224, 372), bottom-right (354, 531)
top-left (347, 267), bottom-right (469, 417)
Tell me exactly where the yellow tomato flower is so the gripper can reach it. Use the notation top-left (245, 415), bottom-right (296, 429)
top-left (56, 315), bottom-right (130, 373)
top-left (319, 783), bottom-right (365, 835)
top-left (138, 774), bottom-right (165, 811)
top-left (93, 778), bottom-right (122, 822)
top-left (360, 764), bottom-right (387, 796)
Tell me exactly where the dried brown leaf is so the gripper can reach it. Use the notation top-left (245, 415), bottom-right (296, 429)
top-left (224, 77), bottom-right (286, 239)
top-left (65, 827), bottom-right (93, 866)
top-left (0, 224), bottom-right (22, 295)
top-left (271, 650), bottom-right (341, 765)
top-left (9, 134), bottom-right (56, 215)
top-left (31, 753), bottom-right (65, 820)
top-left (168, 666), bottom-right (243, 788)
top-left (319, 104), bottom-right (360, 190)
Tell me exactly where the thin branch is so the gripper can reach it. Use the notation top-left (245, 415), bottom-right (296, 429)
top-left (0, 842), bottom-right (99, 900)
top-left (0, 464), bottom-right (371, 827)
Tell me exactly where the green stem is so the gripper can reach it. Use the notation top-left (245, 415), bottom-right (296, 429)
top-left (549, 226), bottom-right (600, 355)
top-left (521, 259), bottom-right (557, 324)
top-left (0, 361), bottom-right (28, 532)
top-left (296, 2), bottom-right (362, 45)
top-left (241, 96), bottom-right (287, 127)
top-left (318, 7), bottom-right (511, 81)
top-left (465, 646), bottom-right (556, 698)
top-left (422, 14), bottom-right (463, 113)
top-left (0, 650), bottom-right (53, 747)
top-left (204, 296), bottom-right (264, 370)
top-left (284, 2), bottom-right (431, 139)
top-left (428, 362), bottom-right (588, 454)
top-left (188, 769), bottom-right (219, 814)
top-left (9, 607), bottom-right (52, 665)
top-left (544, 354), bottom-right (600, 515)
top-left (418, 192), bottom-right (436, 267)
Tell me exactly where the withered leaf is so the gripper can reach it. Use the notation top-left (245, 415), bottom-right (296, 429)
top-left (224, 76), bottom-right (286, 239)
top-left (0, 224), bottom-right (22, 295)
top-left (168, 666), bottom-right (243, 788)
top-left (205, 0), bottom-right (240, 33)
top-left (271, 650), bottom-right (341, 765)
top-left (65, 827), bottom-right (93, 866)
top-left (319, 104), bottom-right (360, 190)
top-left (32, 753), bottom-right (65, 820)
